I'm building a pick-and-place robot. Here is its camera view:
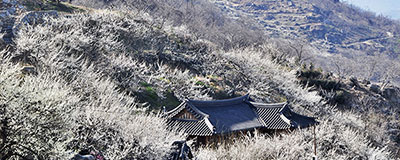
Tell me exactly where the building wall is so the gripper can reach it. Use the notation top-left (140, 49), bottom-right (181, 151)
top-left (174, 108), bottom-right (198, 120)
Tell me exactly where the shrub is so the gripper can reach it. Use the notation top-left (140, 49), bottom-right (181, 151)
top-left (3, 5), bottom-right (395, 159)
top-left (196, 122), bottom-right (390, 160)
top-left (0, 63), bottom-right (76, 159)
top-left (0, 60), bottom-right (185, 159)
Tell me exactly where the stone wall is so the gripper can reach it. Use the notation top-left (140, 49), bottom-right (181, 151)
top-left (0, 0), bottom-right (24, 44)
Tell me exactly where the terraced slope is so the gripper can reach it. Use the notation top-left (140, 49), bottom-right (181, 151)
top-left (213, 0), bottom-right (400, 56)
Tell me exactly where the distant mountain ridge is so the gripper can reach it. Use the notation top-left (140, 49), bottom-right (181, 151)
top-left (213, 0), bottom-right (400, 57)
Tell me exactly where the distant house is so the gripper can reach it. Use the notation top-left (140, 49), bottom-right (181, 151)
top-left (165, 94), bottom-right (317, 145)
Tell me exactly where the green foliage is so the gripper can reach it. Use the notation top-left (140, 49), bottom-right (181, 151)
top-left (195, 80), bottom-right (206, 86)
top-left (274, 95), bottom-right (288, 103)
top-left (163, 89), bottom-right (181, 111)
top-left (137, 82), bottom-right (160, 108)
top-left (136, 82), bottom-right (181, 111)
top-left (140, 81), bottom-right (152, 87)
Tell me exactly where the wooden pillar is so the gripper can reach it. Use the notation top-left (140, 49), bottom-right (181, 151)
top-left (313, 125), bottom-right (317, 160)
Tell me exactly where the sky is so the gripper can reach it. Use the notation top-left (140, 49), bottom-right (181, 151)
top-left (343, 0), bottom-right (400, 20)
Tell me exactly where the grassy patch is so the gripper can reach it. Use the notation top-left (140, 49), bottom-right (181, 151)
top-left (158, 77), bottom-right (171, 83)
top-left (275, 95), bottom-right (287, 103)
top-left (140, 82), bottom-right (158, 101)
top-left (139, 81), bottom-right (151, 87)
top-left (136, 82), bottom-right (181, 111)
top-left (163, 89), bottom-right (181, 111)
top-left (195, 80), bottom-right (206, 86)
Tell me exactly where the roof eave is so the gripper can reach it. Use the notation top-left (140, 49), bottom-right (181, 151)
top-left (164, 101), bottom-right (187, 118)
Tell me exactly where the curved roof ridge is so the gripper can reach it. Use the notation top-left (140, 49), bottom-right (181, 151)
top-left (203, 117), bottom-right (215, 133)
top-left (250, 102), bottom-right (287, 108)
top-left (187, 94), bottom-right (250, 107)
top-left (279, 103), bottom-right (290, 112)
top-left (279, 113), bottom-right (293, 127)
top-left (188, 94), bottom-right (249, 103)
top-left (164, 101), bottom-right (187, 118)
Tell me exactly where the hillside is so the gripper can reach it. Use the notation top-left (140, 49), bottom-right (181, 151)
top-left (0, 0), bottom-right (400, 159)
top-left (212, 0), bottom-right (400, 84)
top-left (213, 0), bottom-right (400, 55)
top-left (70, 0), bottom-right (400, 85)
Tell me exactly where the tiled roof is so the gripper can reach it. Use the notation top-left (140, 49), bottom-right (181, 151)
top-left (280, 106), bottom-right (319, 128)
top-left (165, 102), bottom-right (187, 119)
top-left (167, 119), bottom-right (213, 136)
top-left (251, 102), bottom-right (292, 129)
top-left (165, 95), bottom-right (318, 136)
top-left (165, 100), bottom-right (209, 120)
top-left (252, 102), bottom-right (318, 129)
top-left (187, 95), bottom-right (264, 134)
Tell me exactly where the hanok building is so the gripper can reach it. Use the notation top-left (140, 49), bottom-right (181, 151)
top-left (165, 94), bottom-right (318, 145)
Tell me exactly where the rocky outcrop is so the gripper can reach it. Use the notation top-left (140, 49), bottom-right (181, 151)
top-left (370, 84), bottom-right (380, 93)
top-left (0, 0), bottom-right (58, 44)
top-left (0, 0), bottom-right (24, 44)
top-left (17, 10), bottom-right (58, 25)
top-left (13, 10), bottom-right (58, 34)
top-left (382, 87), bottom-right (400, 103)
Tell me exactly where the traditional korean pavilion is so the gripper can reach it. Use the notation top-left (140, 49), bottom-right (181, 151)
top-left (165, 94), bottom-right (317, 144)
